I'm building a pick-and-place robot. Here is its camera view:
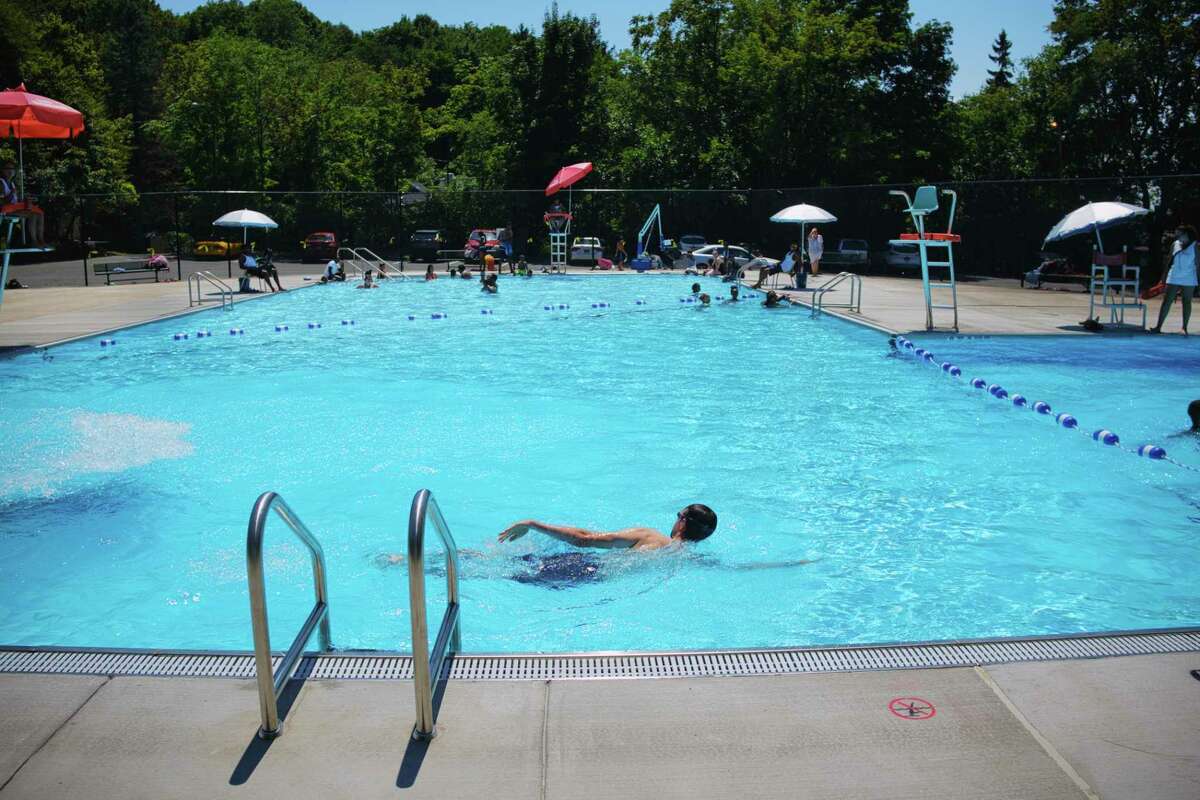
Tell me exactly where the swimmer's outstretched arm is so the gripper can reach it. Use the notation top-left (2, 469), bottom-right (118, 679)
top-left (498, 520), bottom-right (650, 550)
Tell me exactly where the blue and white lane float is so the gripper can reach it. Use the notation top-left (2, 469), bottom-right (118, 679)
top-left (892, 335), bottom-right (1190, 472)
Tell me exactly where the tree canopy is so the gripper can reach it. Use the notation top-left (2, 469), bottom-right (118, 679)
top-left (0, 0), bottom-right (1196, 268)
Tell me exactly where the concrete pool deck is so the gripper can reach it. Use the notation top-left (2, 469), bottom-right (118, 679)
top-left (769, 273), bottom-right (1187, 337)
top-left (2, 652), bottom-right (1198, 798)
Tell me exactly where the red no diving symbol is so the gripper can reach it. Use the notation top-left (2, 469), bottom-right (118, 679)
top-left (888, 697), bottom-right (936, 720)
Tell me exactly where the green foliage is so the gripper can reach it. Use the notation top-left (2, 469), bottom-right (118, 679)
top-left (987, 29), bottom-right (1014, 88)
top-left (1, 0), bottom-right (1195, 255)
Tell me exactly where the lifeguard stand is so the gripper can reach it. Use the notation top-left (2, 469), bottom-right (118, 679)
top-left (889, 186), bottom-right (960, 332)
top-left (544, 211), bottom-right (572, 273)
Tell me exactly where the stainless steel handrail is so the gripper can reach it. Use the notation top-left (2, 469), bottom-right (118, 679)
top-left (246, 491), bottom-right (333, 739)
top-left (352, 246), bottom-right (406, 278)
top-left (188, 270), bottom-right (233, 310)
top-left (335, 247), bottom-right (369, 277)
top-left (811, 271), bottom-right (862, 318)
top-left (407, 488), bottom-right (461, 741)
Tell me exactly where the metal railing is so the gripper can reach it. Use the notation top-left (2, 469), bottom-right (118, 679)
top-left (246, 491), bottom-right (333, 739)
top-left (188, 270), bottom-right (233, 310)
top-left (335, 247), bottom-right (369, 277)
top-left (352, 247), bottom-right (407, 278)
top-left (406, 488), bottom-right (461, 741)
top-left (811, 271), bottom-right (863, 318)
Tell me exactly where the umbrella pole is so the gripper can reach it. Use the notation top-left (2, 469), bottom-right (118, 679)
top-left (17, 131), bottom-right (23, 199)
top-left (1094, 223), bottom-right (1104, 253)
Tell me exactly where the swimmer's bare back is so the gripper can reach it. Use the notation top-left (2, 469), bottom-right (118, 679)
top-left (498, 520), bottom-right (676, 551)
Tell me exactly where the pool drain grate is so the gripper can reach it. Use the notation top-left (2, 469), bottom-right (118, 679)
top-left (2, 628), bottom-right (1198, 681)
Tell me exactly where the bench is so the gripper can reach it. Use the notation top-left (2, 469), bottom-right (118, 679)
top-left (92, 260), bottom-right (168, 285)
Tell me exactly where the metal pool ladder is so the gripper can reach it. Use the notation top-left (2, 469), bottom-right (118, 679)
top-left (811, 271), bottom-right (863, 318)
top-left (246, 491), bottom-right (333, 738)
top-left (407, 488), bottom-right (462, 741)
top-left (187, 270), bottom-right (233, 310)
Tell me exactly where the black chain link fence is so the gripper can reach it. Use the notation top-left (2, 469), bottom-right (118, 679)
top-left (22, 175), bottom-right (1200, 286)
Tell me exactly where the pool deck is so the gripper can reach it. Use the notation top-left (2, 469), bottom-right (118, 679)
top-left (770, 273), bottom-right (1186, 337)
top-left (2, 652), bottom-right (1198, 798)
top-left (1, 264), bottom-right (1188, 351)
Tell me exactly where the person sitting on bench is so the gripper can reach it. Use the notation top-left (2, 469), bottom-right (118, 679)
top-left (1, 161), bottom-right (45, 246)
top-left (239, 245), bottom-right (284, 292)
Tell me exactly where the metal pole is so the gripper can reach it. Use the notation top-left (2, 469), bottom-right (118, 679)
top-left (173, 193), bottom-right (182, 282)
top-left (81, 196), bottom-right (89, 287)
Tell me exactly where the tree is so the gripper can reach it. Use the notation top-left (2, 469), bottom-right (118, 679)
top-left (987, 30), bottom-right (1014, 88)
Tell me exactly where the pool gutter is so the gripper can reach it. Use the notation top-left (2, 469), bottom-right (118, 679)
top-left (3, 626), bottom-right (1197, 681)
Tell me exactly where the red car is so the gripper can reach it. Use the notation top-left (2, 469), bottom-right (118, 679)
top-left (464, 228), bottom-right (502, 263)
top-left (302, 231), bottom-right (339, 262)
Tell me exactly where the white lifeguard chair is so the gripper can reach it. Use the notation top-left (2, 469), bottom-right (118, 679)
top-left (544, 211), bottom-right (572, 273)
top-left (889, 186), bottom-right (960, 332)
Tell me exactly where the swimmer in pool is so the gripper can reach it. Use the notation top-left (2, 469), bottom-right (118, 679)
top-left (723, 285), bottom-right (740, 303)
top-left (498, 504), bottom-right (718, 551)
top-left (1168, 399), bottom-right (1200, 438)
top-left (762, 290), bottom-right (792, 308)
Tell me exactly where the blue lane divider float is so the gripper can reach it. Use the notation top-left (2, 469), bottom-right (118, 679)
top-left (275, 324), bottom-right (289, 332)
top-left (229, 328), bottom-right (244, 335)
top-left (893, 335), bottom-right (1191, 472)
top-left (99, 338), bottom-right (116, 347)
top-left (341, 319), bottom-right (356, 325)
top-left (590, 302), bottom-right (610, 309)
top-left (307, 322), bottom-right (322, 329)
top-left (173, 332), bottom-right (188, 341)
top-left (431, 312), bottom-right (447, 320)
top-left (480, 309), bottom-right (494, 315)
top-left (634, 299), bottom-right (646, 306)
top-left (196, 330), bottom-right (211, 338)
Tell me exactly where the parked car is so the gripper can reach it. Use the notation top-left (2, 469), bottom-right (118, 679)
top-left (408, 229), bottom-right (445, 261)
top-left (302, 231), bottom-right (338, 262)
top-left (820, 239), bottom-right (870, 268)
top-left (678, 234), bottom-right (707, 254)
top-left (883, 242), bottom-right (921, 269)
top-left (464, 228), bottom-right (502, 263)
top-left (688, 244), bottom-right (755, 269)
top-left (194, 239), bottom-right (240, 258)
top-left (569, 237), bottom-right (604, 265)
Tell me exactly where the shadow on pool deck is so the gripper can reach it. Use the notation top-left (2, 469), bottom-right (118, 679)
top-left (2, 652), bottom-right (1199, 799)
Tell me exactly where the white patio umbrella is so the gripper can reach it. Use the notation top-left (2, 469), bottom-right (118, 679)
top-left (770, 203), bottom-right (838, 261)
top-left (1043, 201), bottom-right (1148, 252)
top-left (212, 208), bottom-right (278, 243)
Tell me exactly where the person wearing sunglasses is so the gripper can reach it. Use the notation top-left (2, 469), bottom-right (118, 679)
top-left (498, 504), bottom-right (717, 551)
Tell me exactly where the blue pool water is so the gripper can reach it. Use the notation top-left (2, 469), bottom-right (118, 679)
top-left (1, 275), bottom-right (1198, 653)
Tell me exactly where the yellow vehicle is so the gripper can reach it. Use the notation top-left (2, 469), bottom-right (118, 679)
top-left (194, 239), bottom-right (240, 258)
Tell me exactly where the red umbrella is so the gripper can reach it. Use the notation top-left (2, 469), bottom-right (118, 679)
top-left (0, 83), bottom-right (86, 197)
top-left (544, 162), bottom-right (592, 196)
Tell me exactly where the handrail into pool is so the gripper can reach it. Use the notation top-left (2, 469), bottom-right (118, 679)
top-left (335, 247), bottom-right (369, 277)
top-left (187, 270), bottom-right (233, 310)
top-left (812, 271), bottom-right (862, 318)
top-left (407, 488), bottom-right (462, 741)
top-left (246, 491), bottom-right (333, 739)
top-left (352, 246), bottom-right (407, 278)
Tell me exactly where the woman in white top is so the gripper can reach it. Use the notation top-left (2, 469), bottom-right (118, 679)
top-left (808, 227), bottom-right (824, 276)
top-left (1151, 224), bottom-right (1197, 334)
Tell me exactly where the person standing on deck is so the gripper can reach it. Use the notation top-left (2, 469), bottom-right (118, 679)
top-left (1150, 224), bottom-right (1197, 335)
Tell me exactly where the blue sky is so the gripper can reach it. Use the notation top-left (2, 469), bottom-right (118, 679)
top-left (158, 0), bottom-right (1056, 97)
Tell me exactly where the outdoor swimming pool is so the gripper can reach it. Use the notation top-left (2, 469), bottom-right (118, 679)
top-left (1, 275), bottom-right (1197, 653)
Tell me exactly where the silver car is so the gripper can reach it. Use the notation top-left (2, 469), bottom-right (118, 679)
top-left (883, 242), bottom-right (921, 269)
top-left (688, 245), bottom-right (755, 269)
